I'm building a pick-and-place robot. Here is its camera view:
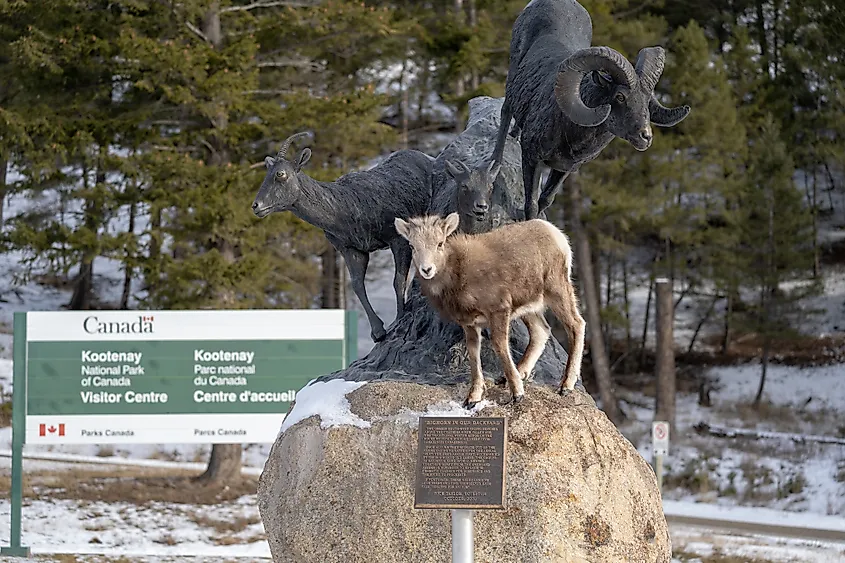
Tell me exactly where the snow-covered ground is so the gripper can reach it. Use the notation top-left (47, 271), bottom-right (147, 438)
top-left (621, 360), bottom-right (845, 518)
top-left (1, 496), bottom-right (270, 559)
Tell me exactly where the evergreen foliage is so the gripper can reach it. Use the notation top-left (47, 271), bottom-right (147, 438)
top-left (0, 0), bottom-right (840, 391)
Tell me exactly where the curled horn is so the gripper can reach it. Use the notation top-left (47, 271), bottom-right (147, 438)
top-left (634, 46), bottom-right (666, 93)
top-left (649, 96), bottom-right (691, 127)
top-left (554, 46), bottom-right (637, 127)
top-left (634, 46), bottom-right (692, 127)
top-left (277, 131), bottom-right (310, 160)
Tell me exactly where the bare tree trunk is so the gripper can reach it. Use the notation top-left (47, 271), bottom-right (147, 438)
top-left (70, 161), bottom-right (104, 311)
top-left (754, 182), bottom-right (777, 409)
top-left (721, 292), bottom-right (733, 355)
top-left (196, 1), bottom-right (242, 486)
top-left (195, 443), bottom-right (242, 485)
top-left (622, 249), bottom-right (631, 356)
top-left (321, 245), bottom-right (341, 308)
top-left (0, 155), bottom-right (7, 226)
top-left (568, 177), bottom-right (623, 425)
top-left (468, 0), bottom-right (479, 91)
top-left (639, 271), bottom-right (654, 366)
top-left (811, 169), bottom-right (819, 279)
top-left (687, 295), bottom-right (719, 354)
top-left (654, 278), bottom-right (676, 432)
top-left (120, 200), bottom-right (136, 310)
top-left (453, 0), bottom-right (465, 131)
top-left (754, 332), bottom-right (771, 407)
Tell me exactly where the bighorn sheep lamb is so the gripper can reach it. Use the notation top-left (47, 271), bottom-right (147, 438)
top-left (252, 132), bottom-right (434, 342)
top-left (491, 0), bottom-right (691, 220)
top-left (394, 212), bottom-right (586, 406)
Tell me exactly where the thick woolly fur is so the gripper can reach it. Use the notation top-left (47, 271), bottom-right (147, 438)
top-left (394, 213), bottom-right (586, 406)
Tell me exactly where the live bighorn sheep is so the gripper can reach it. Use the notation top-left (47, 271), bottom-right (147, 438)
top-left (394, 213), bottom-right (586, 406)
top-left (251, 132), bottom-right (434, 342)
top-left (491, 0), bottom-right (691, 220)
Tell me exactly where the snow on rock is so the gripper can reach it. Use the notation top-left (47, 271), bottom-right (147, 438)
top-left (277, 379), bottom-right (370, 435)
top-left (378, 398), bottom-right (497, 429)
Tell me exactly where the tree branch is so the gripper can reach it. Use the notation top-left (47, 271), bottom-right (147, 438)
top-left (242, 89), bottom-right (296, 96)
top-left (185, 21), bottom-right (212, 44)
top-left (257, 57), bottom-right (321, 71)
top-left (220, 1), bottom-right (318, 13)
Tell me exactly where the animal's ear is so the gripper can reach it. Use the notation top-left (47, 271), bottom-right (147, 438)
top-left (445, 160), bottom-right (463, 180)
top-left (443, 212), bottom-right (460, 237)
top-left (264, 156), bottom-right (275, 170)
top-left (295, 148), bottom-right (312, 172)
top-left (394, 217), bottom-right (411, 240)
top-left (486, 160), bottom-right (502, 182)
top-left (592, 69), bottom-right (612, 89)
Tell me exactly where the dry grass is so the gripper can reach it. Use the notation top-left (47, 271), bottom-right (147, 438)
top-left (0, 400), bottom-right (12, 428)
top-left (0, 466), bottom-right (258, 505)
top-left (212, 533), bottom-right (266, 546)
top-left (190, 513), bottom-right (262, 534)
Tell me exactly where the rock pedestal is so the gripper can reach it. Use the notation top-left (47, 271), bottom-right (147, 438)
top-left (257, 381), bottom-right (671, 563)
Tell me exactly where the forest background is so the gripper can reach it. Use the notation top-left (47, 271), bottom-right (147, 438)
top-left (0, 0), bottom-right (843, 481)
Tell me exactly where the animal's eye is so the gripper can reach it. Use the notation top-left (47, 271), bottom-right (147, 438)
top-left (438, 241), bottom-right (444, 249)
top-left (275, 170), bottom-right (286, 180)
top-left (614, 92), bottom-right (626, 104)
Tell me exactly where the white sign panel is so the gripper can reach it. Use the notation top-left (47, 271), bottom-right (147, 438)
top-left (652, 421), bottom-right (669, 456)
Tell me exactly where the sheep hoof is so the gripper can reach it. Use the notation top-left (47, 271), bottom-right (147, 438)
top-left (557, 388), bottom-right (573, 397)
top-left (371, 327), bottom-right (387, 342)
top-left (463, 398), bottom-right (478, 410)
top-left (511, 394), bottom-right (524, 405)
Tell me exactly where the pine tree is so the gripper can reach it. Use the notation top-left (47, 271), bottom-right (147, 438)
top-left (736, 116), bottom-right (817, 405)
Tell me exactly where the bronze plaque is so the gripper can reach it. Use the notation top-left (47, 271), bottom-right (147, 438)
top-left (414, 416), bottom-right (508, 510)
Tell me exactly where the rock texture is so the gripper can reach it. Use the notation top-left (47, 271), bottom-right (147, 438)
top-left (258, 381), bottom-right (671, 563)
top-left (317, 96), bottom-right (579, 390)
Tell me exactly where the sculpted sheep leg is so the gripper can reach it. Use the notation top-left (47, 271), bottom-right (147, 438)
top-left (462, 325), bottom-right (486, 409)
top-left (547, 284), bottom-right (586, 393)
top-left (522, 154), bottom-right (542, 220)
top-left (491, 100), bottom-right (514, 165)
top-left (337, 245), bottom-right (386, 342)
top-left (537, 169), bottom-right (568, 215)
top-left (489, 312), bottom-right (525, 403)
top-left (389, 237), bottom-right (413, 321)
top-left (516, 312), bottom-right (551, 381)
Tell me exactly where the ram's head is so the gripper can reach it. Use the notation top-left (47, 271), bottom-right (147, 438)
top-left (554, 46), bottom-right (690, 151)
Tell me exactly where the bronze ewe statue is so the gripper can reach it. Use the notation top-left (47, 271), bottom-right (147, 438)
top-left (394, 212), bottom-right (586, 407)
top-left (252, 132), bottom-right (434, 342)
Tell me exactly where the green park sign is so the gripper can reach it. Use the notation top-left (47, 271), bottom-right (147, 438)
top-left (17, 309), bottom-right (357, 445)
top-left (3, 308), bottom-right (357, 557)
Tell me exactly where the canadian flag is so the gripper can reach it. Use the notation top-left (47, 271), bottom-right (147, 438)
top-left (38, 423), bottom-right (65, 437)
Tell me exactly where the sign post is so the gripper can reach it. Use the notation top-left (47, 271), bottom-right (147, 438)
top-left (1, 314), bottom-right (30, 557)
top-left (652, 420), bottom-right (669, 492)
top-left (414, 416), bottom-right (508, 563)
top-left (2, 309), bottom-right (357, 557)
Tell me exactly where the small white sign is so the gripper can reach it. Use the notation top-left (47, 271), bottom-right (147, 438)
top-left (652, 421), bottom-right (669, 456)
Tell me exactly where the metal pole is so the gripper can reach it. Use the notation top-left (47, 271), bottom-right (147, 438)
top-left (451, 509), bottom-right (474, 563)
top-left (2, 313), bottom-right (31, 557)
top-left (655, 453), bottom-right (664, 492)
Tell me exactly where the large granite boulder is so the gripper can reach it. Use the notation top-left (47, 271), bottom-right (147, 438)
top-left (258, 380), bottom-right (671, 563)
